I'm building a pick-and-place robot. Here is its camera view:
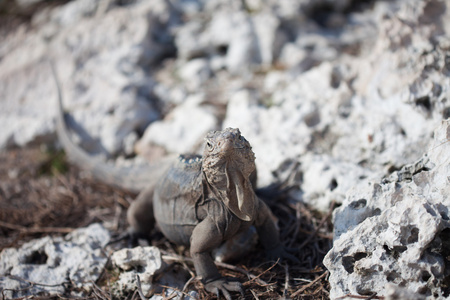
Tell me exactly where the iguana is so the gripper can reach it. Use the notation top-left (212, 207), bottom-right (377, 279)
top-left (51, 62), bottom-right (296, 299)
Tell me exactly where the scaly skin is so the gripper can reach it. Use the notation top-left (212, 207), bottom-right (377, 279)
top-left (51, 61), bottom-right (295, 299)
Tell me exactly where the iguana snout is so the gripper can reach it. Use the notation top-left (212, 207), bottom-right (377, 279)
top-left (216, 129), bottom-right (246, 151)
top-left (204, 128), bottom-right (255, 162)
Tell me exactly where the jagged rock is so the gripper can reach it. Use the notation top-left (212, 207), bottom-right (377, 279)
top-left (324, 120), bottom-right (450, 299)
top-left (0, 223), bottom-right (110, 298)
top-left (0, 0), bottom-right (177, 155)
top-left (136, 94), bottom-right (217, 154)
top-left (299, 154), bottom-right (376, 212)
top-left (111, 246), bottom-right (164, 298)
top-left (175, 6), bottom-right (287, 75)
top-left (223, 62), bottom-right (352, 188)
top-left (111, 246), bottom-right (196, 299)
top-left (323, 1), bottom-right (450, 295)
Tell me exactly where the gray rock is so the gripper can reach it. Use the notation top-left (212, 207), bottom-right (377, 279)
top-left (0, 223), bottom-right (110, 298)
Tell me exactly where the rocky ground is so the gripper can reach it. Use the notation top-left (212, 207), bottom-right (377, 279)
top-left (0, 0), bottom-right (449, 299)
top-left (0, 146), bottom-right (333, 299)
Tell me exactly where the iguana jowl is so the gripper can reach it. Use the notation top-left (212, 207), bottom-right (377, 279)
top-left (51, 63), bottom-right (295, 299)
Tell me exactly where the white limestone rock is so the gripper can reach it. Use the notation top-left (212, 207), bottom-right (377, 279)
top-left (0, 0), bottom-right (176, 155)
top-left (324, 120), bottom-right (450, 299)
top-left (223, 62), bottom-right (351, 189)
top-left (111, 246), bottom-right (164, 298)
top-left (178, 58), bottom-right (212, 92)
top-left (174, 19), bottom-right (208, 60)
top-left (224, 11), bottom-right (259, 75)
top-left (136, 94), bottom-right (217, 154)
top-left (111, 246), bottom-right (196, 299)
top-left (323, 1), bottom-right (450, 297)
top-left (299, 154), bottom-right (376, 212)
top-left (175, 6), bottom-right (287, 75)
top-left (385, 284), bottom-right (426, 300)
top-left (0, 223), bottom-right (110, 298)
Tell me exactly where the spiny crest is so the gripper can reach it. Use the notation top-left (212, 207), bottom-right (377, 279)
top-left (179, 154), bottom-right (202, 165)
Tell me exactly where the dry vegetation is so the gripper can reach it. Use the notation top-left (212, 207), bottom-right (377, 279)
top-left (0, 146), bottom-right (333, 299)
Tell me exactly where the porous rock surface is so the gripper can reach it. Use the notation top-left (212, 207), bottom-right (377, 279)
top-left (111, 246), bottom-right (164, 298)
top-left (111, 246), bottom-right (196, 299)
top-left (0, 223), bottom-right (110, 298)
top-left (324, 120), bottom-right (450, 299)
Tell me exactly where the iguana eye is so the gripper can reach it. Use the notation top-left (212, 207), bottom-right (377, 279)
top-left (206, 141), bottom-right (213, 149)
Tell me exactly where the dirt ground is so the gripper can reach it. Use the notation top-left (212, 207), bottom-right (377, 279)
top-left (0, 146), bottom-right (334, 299)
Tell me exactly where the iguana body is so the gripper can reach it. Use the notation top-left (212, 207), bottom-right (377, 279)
top-left (51, 63), bottom-right (294, 299)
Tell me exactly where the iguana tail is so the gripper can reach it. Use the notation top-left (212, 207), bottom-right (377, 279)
top-left (50, 61), bottom-right (174, 193)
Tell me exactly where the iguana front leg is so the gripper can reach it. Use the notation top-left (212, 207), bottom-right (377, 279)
top-left (190, 219), bottom-right (243, 300)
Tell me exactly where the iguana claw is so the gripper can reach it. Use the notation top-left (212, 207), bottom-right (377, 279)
top-left (204, 278), bottom-right (243, 300)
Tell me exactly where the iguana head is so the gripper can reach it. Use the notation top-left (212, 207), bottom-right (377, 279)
top-left (202, 128), bottom-right (257, 222)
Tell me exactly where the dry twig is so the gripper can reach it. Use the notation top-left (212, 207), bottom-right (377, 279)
top-left (291, 271), bottom-right (329, 297)
top-left (0, 220), bottom-right (74, 234)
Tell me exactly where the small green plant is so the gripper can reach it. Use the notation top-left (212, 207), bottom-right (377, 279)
top-left (38, 149), bottom-right (69, 176)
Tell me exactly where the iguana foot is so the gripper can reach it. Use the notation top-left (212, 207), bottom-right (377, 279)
top-left (204, 278), bottom-right (243, 300)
